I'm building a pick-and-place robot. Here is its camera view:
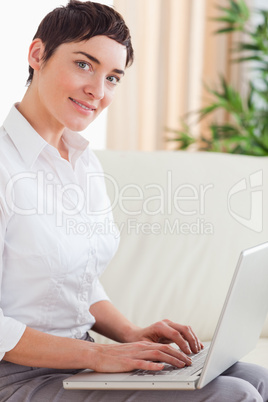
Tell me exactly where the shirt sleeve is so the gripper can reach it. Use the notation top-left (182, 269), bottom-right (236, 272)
top-left (89, 278), bottom-right (110, 307)
top-left (0, 175), bottom-right (26, 360)
top-left (86, 149), bottom-right (120, 308)
top-left (0, 312), bottom-right (26, 360)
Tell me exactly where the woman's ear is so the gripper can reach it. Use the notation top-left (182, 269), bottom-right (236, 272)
top-left (28, 38), bottom-right (45, 72)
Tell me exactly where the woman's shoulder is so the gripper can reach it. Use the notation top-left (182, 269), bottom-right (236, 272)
top-left (0, 125), bottom-right (13, 165)
top-left (0, 125), bottom-right (20, 175)
top-left (0, 124), bottom-right (9, 146)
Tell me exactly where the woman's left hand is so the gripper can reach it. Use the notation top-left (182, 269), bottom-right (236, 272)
top-left (90, 301), bottom-right (203, 354)
top-left (131, 319), bottom-right (204, 355)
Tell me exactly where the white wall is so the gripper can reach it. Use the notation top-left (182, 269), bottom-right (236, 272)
top-left (0, 0), bottom-right (113, 149)
top-left (253, 0), bottom-right (268, 9)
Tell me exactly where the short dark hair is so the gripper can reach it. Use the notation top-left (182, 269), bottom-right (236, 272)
top-left (27, 0), bottom-right (133, 85)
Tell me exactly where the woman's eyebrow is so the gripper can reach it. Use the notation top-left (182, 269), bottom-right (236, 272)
top-left (73, 51), bottom-right (100, 64)
top-left (113, 69), bottom-right (125, 76)
top-left (73, 51), bottom-right (125, 76)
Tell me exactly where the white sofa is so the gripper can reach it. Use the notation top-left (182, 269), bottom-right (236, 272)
top-left (94, 150), bottom-right (268, 369)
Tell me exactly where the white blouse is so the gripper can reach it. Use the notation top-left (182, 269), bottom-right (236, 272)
top-left (0, 105), bottom-right (119, 360)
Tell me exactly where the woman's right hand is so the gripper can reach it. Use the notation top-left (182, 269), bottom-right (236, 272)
top-left (88, 341), bottom-right (192, 373)
top-left (3, 326), bottom-right (192, 372)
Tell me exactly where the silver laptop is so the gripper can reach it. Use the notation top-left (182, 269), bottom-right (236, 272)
top-left (63, 242), bottom-right (268, 391)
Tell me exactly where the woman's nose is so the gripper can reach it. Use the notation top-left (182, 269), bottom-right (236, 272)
top-left (84, 78), bottom-right (105, 100)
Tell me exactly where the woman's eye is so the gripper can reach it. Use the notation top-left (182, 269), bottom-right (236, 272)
top-left (107, 76), bottom-right (120, 85)
top-left (77, 61), bottom-right (91, 71)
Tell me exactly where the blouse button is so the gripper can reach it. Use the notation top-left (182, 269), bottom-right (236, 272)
top-left (75, 330), bottom-right (83, 339)
top-left (77, 316), bottom-right (84, 325)
top-left (85, 273), bottom-right (93, 282)
top-left (80, 293), bottom-right (87, 301)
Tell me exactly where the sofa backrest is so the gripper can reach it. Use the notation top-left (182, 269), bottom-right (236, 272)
top-left (95, 150), bottom-right (268, 342)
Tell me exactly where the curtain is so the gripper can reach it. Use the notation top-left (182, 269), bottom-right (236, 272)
top-left (107, 0), bottom-right (250, 151)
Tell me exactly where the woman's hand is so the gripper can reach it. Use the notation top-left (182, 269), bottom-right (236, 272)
top-left (89, 302), bottom-right (203, 372)
top-left (127, 319), bottom-right (204, 355)
top-left (88, 340), bottom-right (192, 373)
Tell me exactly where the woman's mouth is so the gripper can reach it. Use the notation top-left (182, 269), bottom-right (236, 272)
top-left (69, 97), bottom-right (96, 112)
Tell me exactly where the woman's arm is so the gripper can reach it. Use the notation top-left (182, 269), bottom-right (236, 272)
top-left (90, 300), bottom-right (203, 354)
top-left (3, 325), bottom-right (193, 373)
top-left (5, 300), bottom-right (202, 372)
top-left (90, 300), bottom-right (140, 343)
top-left (3, 326), bottom-right (94, 368)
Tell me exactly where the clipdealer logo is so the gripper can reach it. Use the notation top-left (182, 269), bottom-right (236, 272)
top-left (227, 170), bottom-right (263, 233)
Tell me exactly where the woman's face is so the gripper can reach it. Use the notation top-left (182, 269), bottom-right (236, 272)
top-left (31, 35), bottom-right (127, 133)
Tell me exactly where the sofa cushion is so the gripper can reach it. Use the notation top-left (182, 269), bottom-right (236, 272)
top-left (241, 338), bottom-right (268, 368)
top-left (95, 150), bottom-right (268, 342)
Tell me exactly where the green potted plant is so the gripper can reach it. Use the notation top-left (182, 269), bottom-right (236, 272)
top-left (168, 0), bottom-right (268, 156)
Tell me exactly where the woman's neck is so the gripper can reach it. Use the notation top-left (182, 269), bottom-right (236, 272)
top-left (17, 87), bottom-right (69, 160)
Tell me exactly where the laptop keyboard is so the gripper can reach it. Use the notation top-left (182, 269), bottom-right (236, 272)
top-left (130, 345), bottom-right (209, 378)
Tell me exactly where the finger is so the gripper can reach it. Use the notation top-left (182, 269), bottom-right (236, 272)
top-left (131, 342), bottom-right (192, 367)
top-left (162, 344), bottom-right (193, 366)
top-left (164, 321), bottom-right (203, 354)
top-left (155, 344), bottom-right (193, 366)
top-left (95, 355), bottom-right (165, 373)
top-left (138, 348), bottom-right (192, 368)
top-left (178, 325), bottom-right (203, 353)
top-left (189, 327), bottom-right (204, 352)
top-left (105, 342), bottom-right (192, 367)
top-left (152, 322), bottom-right (193, 354)
top-left (133, 359), bottom-right (165, 372)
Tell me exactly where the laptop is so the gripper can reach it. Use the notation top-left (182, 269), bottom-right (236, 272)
top-left (63, 242), bottom-right (268, 391)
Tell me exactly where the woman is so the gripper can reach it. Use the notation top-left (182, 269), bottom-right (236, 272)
top-left (0, 1), bottom-right (267, 401)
